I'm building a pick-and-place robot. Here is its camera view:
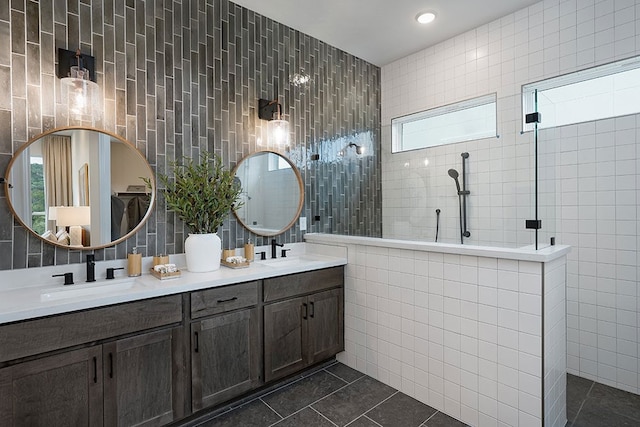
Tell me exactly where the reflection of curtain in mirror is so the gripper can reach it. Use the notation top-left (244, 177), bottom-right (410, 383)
top-left (43, 135), bottom-right (72, 231)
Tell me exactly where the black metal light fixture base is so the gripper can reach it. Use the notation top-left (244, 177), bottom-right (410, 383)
top-left (258, 99), bottom-right (279, 120)
top-left (57, 48), bottom-right (96, 82)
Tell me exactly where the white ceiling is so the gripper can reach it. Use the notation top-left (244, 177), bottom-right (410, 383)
top-left (230, 0), bottom-right (540, 66)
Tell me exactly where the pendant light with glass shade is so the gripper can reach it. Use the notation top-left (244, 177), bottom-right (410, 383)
top-left (258, 95), bottom-right (290, 146)
top-left (57, 48), bottom-right (102, 124)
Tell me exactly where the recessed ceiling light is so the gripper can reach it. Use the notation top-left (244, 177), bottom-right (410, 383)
top-left (416, 12), bottom-right (436, 24)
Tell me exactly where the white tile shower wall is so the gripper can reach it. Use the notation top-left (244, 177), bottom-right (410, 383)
top-left (381, 0), bottom-right (640, 395)
top-left (545, 115), bottom-right (640, 394)
top-left (337, 243), bottom-right (566, 427)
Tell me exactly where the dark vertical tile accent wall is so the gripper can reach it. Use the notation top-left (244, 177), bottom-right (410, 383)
top-left (0, 0), bottom-right (381, 270)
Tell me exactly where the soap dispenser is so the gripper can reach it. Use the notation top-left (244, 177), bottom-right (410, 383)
top-left (128, 247), bottom-right (142, 277)
top-left (244, 239), bottom-right (254, 262)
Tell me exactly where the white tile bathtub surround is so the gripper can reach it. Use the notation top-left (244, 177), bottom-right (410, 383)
top-left (380, 0), bottom-right (640, 397)
top-left (308, 234), bottom-right (567, 427)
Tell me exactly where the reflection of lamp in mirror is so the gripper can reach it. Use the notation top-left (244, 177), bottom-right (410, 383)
top-left (56, 206), bottom-right (90, 246)
top-left (258, 97), bottom-right (290, 146)
top-left (339, 142), bottom-right (365, 156)
top-left (57, 48), bottom-right (102, 123)
top-left (48, 206), bottom-right (60, 234)
top-left (47, 206), bottom-right (58, 222)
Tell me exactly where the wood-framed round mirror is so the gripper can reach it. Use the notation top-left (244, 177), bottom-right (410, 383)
top-left (232, 150), bottom-right (304, 236)
top-left (3, 126), bottom-right (155, 250)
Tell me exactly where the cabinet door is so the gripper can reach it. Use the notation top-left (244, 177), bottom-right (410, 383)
top-left (308, 288), bottom-right (344, 364)
top-left (191, 307), bottom-right (261, 410)
top-left (0, 346), bottom-right (103, 426)
top-left (263, 296), bottom-right (308, 383)
top-left (103, 328), bottom-right (184, 427)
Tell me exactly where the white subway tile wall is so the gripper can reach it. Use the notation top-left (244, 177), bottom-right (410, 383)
top-left (380, 0), bottom-right (640, 396)
top-left (338, 242), bottom-right (566, 426)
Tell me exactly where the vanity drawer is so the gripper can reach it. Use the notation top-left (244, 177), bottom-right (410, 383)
top-left (191, 281), bottom-right (259, 319)
top-left (0, 295), bottom-right (183, 364)
top-left (263, 267), bottom-right (344, 303)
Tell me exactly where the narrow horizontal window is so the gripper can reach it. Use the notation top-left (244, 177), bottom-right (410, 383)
top-left (391, 93), bottom-right (497, 153)
top-left (522, 55), bottom-right (640, 130)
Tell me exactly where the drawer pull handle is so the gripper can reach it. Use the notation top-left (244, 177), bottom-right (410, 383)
top-left (310, 301), bottom-right (315, 318)
top-left (93, 356), bottom-right (98, 383)
top-left (109, 353), bottom-right (113, 378)
top-left (194, 332), bottom-right (199, 353)
top-left (302, 303), bottom-right (308, 320)
top-left (217, 296), bottom-right (238, 304)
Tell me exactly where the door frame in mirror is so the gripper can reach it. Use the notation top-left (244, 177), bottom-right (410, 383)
top-left (232, 150), bottom-right (304, 237)
top-left (3, 126), bottom-right (156, 250)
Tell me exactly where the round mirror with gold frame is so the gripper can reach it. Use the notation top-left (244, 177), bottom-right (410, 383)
top-left (4, 126), bottom-right (155, 250)
top-left (232, 150), bottom-right (304, 236)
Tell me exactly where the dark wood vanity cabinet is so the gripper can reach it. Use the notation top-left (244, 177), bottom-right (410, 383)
top-left (0, 295), bottom-right (184, 427)
top-left (103, 327), bottom-right (184, 426)
top-left (263, 267), bottom-right (344, 383)
top-left (0, 265), bottom-right (344, 425)
top-left (190, 281), bottom-right (262, 410)
top-left (0, 346), bottom-right (104, 426)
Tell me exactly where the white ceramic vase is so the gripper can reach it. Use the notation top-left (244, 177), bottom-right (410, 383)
top-left (184, 233), bottom-right (221, 272)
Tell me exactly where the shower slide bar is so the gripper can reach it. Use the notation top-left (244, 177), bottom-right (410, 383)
top-left (448, 152), bottom-right (471, 244)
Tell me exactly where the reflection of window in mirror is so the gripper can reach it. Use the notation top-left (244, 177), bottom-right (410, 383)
top-left (268, 154), bottom-right (291, 171)
top-left (30, 155), bottom-right (46, 235)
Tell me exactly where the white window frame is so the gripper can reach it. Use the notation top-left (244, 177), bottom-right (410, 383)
top-left (391, 93), bottom-right (497, 153)
top-left (522, 55), bottom-right (640, 131)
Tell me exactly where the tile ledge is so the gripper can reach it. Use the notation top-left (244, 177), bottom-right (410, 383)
top-left (304, 233), bottom-right (570, 263)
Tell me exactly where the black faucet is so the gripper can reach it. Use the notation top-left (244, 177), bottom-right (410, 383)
top-left (106, 267), bottom-right (125, 280)
top-left (271, 239), bottom-right (284, 259)
top-left (52, 272), bottom-right (74, 285)
top-left (86, 254), bottom-right (96, 282)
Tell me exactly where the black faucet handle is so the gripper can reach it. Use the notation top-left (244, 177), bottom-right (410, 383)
top-left (86, 253), bottom-right (96, 283)
top-left (106, 267), bottom-right (125, 280)
top-left (281, 249), bottom-right (291, 258)
top-left (256, 251), bottom-right (267, 260)
top-left (52, 272), bottom-right (74, 285)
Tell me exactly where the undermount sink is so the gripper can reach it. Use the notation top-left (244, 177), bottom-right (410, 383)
top-left (258, 256), bottom-right (317, 268)
top-left (40, 278), bottom-right (136, 302)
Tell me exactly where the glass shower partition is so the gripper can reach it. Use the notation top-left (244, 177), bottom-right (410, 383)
top-left (526, 88), bottom-right (559, 250)
top-left (536, 89), bottom-right (558, 249)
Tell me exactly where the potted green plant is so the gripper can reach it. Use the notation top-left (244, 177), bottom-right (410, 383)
top-left (155, 152), bottom-right (242, 272)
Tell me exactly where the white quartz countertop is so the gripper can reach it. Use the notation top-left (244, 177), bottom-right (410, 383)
top-left (0, 249), bottom-right (346, 325)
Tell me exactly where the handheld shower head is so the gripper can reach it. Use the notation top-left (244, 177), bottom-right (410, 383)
top-left (448, 168), bottom-right (461, 193)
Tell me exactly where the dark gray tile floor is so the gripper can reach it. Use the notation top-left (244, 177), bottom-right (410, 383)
top-left (195, 362), bottom-right (466, 427)
top-left (189, 363), bottom-right (640, 427)
top-left (567, 373), bottom-right (640, 427)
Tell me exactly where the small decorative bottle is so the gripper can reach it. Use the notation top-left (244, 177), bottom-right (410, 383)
top-left (244, 240), bottom-right (254, 262)
top-left (128, 247), bottom-right (142, 277)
